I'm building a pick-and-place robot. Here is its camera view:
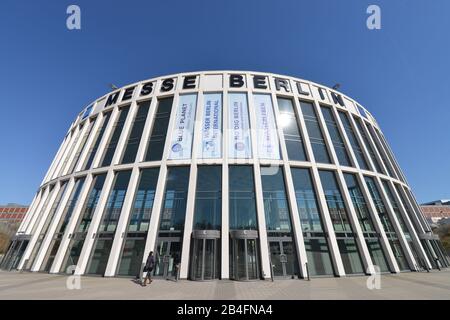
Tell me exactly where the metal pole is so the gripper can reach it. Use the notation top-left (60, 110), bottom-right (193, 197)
top-left (305, 262), bottom-right (310, 281)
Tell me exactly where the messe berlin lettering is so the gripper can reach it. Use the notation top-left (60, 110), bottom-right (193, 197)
top-left (103, 73), bottom-right (346, 109)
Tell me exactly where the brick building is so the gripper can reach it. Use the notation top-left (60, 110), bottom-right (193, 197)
top-left (0, 204), bottom-right (28, 224)
top-left (421, 200), bottom-right (450, 225)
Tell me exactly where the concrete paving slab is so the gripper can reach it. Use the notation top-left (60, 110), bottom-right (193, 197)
top-left (0, 269), bottom-right (449, 300)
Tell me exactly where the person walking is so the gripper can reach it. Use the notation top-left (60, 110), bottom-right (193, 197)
top-left (142, 251), bottom-right (155, 286)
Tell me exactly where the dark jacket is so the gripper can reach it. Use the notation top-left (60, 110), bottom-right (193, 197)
top-left (145, 255), bottom-right (155, 271)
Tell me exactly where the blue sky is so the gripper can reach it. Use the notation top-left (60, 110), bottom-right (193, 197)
top-left (0, 0), bottom-right (449, 205)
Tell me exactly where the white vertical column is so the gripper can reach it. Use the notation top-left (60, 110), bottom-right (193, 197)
top-left (177, 101), bottom-right (199, 278)
top-left (179, 91), bottom-right (202, 279)
top-left (246, 84), bottom-right (271, 279)
top-left (221, 76), bottom-right (229, 279)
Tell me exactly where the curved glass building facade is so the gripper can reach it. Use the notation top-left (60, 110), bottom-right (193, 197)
top-left (2, 71), bottom-right (448, 280)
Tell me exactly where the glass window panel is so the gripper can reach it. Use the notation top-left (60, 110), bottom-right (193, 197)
top-left (229, 166), bottom-right (257, 230)
top-left (116, 168), bottom-right (159, 277)
top-left (101, 106), bottom-right (131, 167)
top-left (374, 128), bottom-right (404, 181)
top-left (318, 170), bottom-right (352, 232)
top-left (366, 124), bottom-right (396, 178)
top-left (87, 238), bottom-right (113, 275)
top-left (338, 111), bottom-right (369, 170)
top-left (84, 112), bottom-right (112, 170)
top-left (126, 168), bottom-right (160, 233)
top-left (277, 97), bottom-right (307, 161)
top-left (193, 166), bottom-right (222, 230)
top-left (353, 117), bottom-right (383, 173)
top-left (261, 167), bottom-right (292, 232)
top-left (60, 175), bottom-right (104, 271)
top-left (144, 97), bottom-right (173, 161)
top-left (389, 239), bottom-right (409, 271)
top-left (290, 168), bottom-right (323, 232)
top-left (117, 239), bottom-right (146, 276)
top-left (382, 180), bottom-right (410, 238)
top-left (337, 238), bottom-right (364, 274)
top-left (364, 176), bottom-right (410, 271)
top-left (320, 106), bottom-right (352, 167)
top-left (121, 101), bottom-right (151, 164)
top-left (76, 174), bottom-right (107, 233)
top-left (27, 182), bottom-right (69, 269)
top-left (59, 125), bottom-right (84, 175)
top-left (69, 118), bottom-right (96, 173)
top-left (366, 239), bottom-right (390, 272)
top-left (393, 184), bottom-right (421, 232)
top-left (300, 101), bottom-right (331, 164)
top-left (364, 176), bottom-right (395, 234)
top-left (97, 171), bottom-right (132, 233)
top-left (343, 173), bottom-right (375, 232)
top-left (158, 167), bottom-right (190, 231)
top-left (304, 238), bottom-right (334, 276)
top-left (58, 177), bottom-right (87, 234)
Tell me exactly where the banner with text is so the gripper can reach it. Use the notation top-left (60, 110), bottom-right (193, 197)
top-left (169, 94), bottom-right (197, 160)
top-left (228, 93), bottom-right (252, 158)
top-left (199, 93), bottom-right (222, 158)
top-left (253, 94), bottom-right (280, 160)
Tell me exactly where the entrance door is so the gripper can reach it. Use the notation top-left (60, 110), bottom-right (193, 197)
top-left (230, 230), bottom-right (260, 281)
top-left (154, 238), bottom-right (181, 279)
top-left (268, 239), bottom-right (298, 278)
top-left (190, 230), bottom-right (220, 281)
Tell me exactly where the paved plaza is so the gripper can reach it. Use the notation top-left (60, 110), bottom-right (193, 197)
top-left (0, 269), bottom-right (449, 300)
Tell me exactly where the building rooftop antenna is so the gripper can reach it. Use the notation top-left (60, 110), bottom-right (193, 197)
top-left (109, 83), bottom-right (119, 91)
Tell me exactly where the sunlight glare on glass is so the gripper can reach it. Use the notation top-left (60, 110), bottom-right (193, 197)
top-left (279, 113), bottom-right (291, 128)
